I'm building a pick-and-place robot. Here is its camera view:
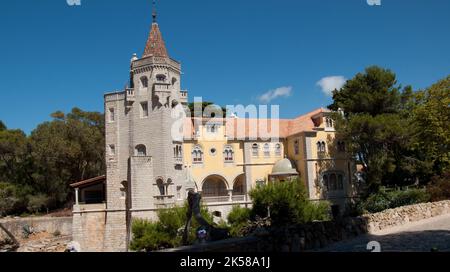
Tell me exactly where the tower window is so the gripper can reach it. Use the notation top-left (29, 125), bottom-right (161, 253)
top-left (156, 74), bottom-right (166, 82)
top-left (109, 108), bottom-right (115, 122)
top-left (141, 102), bottom-right (149, 118)
top-left (135, 144), bottom-right (147, 156)
top-left (156, 179), bottom-right (165, 196)
top-left (140, 76), bottom-right (148, 88)
top-left (252, 143), bottom-right (259, 157)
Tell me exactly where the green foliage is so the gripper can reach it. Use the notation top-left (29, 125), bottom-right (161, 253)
top-left (130, 203), bottom-right (213, 252)
top-left (249, 180), bottom-right (331, 225)
top-left (410, 76), bottom-right (450, 178)
top-left (427, 172), bottom-right (450, 201)
top-left (187, 102), bottom-right (227, 117)
top-left (361, 188), bottom-right (430, 213)
top-left (226, 206), bottom-right (251, 237)
top-left (0, 182), bottom-right (21, 216)
top-left (329, 66), bottom-right (402, 116)
top-left (329, 66), bottom-right (449, 191)
top-left (0, 121), bottom-right (6, 131)
top-left (0, 108), bottom-right (105, 216)
top-left (26, 194), bottom-right (50, 214)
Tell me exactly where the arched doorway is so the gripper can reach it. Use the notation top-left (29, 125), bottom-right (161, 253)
top-left (201, 175), bottom-right (229, 203)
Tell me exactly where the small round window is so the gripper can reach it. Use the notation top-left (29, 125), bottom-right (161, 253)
top-left (210, 148), bottom-right (217, 156)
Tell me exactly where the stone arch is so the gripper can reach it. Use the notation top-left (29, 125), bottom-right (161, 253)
top-left (232, 174), bottom-right (246, 196)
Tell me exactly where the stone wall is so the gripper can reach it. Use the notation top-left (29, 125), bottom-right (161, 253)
top-left (163, 200), bottom-right (450, 252)
top-left (363, 200), bottom-right (450, 233)
top-left (0, 216), bottom-right (72, 241)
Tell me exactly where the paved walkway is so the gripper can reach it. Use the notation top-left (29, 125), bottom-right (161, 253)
top-left (317, 213), bottom-right (450, 252)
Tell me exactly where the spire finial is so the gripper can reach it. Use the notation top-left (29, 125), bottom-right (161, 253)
top-left (152, 0), bottom-right (157, 23)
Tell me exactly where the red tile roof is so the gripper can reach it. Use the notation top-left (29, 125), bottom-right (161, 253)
top-left (182, 108), bottom-right (330, 140)
top-left (143, 23), bottom-right (169, 58)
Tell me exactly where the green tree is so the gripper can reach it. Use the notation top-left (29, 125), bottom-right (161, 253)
top-left (0, 121), bottom-right (6, 131)
top-left (330, 66), bottom-right (417, 191)
top-left (0, 127), bottom-right (32, 186)
top-left (226, 206), bottom-right (251, 237)
top-left (0, 182), bottom-right (21, 216)
top-left (411, 76), bottom-right (450, 177)
top-left (29, 108), bottom-right (105, 209)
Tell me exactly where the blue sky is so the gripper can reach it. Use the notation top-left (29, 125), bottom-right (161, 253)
top-left (0, 0), bottom-right (449, 134)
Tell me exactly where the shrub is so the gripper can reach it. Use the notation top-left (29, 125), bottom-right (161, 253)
top-left (27, 194), bottom-right (50, 214)
top-left (362, 188), bottom-right (430, 213)
top-left (249, 180), bottom-right (331, 225)
top-left (427, 172), bottom-right (450, 201)
top-left (53, 230), bottom-right (61, 237)
top-left (227, 206), bottom-right (251, 237)
top-left (130, 202), bottom-right (213, 252)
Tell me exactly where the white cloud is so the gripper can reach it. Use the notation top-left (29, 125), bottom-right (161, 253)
top-left (258, 86), bottom-right (293, 103)
top-left (317, 76), bottom-right (346, 96)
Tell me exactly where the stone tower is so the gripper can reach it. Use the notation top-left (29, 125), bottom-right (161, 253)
top-left (103, 7), bottom-right (188, 251)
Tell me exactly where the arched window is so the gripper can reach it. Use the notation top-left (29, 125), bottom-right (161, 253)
top-left (156, 74), bottom-right (166, 82)
top-left (192, 145), bottom-right (203, 163)
top-left (224, 146), bottom-right (234, 162)
top-left (275, 143), bottom-right (282, 156)
top-left (252, 143), bottom-right (259, 157)
top-left (317, 141), bottom-right (326, 153)
top-left (233, 175), bottom-right (246, 196)
top-left (264, 143), bottom-right (270, 157)
top-left (172, 77), bottom-right (177, 86)
top-left (156, 179), bottom-right (165, 196)
top-left (140, 76), bottom-right (148, 88)
top-left (325, 117), bottom-right (334, 128)
top-left (135, 145), bottom-right (147, 156)
top-left (174, 145), bottom-right (182, 159)
top-left (294, 140), bottom-right (300, 155)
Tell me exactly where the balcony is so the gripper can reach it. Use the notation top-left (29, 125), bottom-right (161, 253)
top-left (202, 196), bottom-right (230, 203)
top-left (232, 195), bottom-right (246, 202)
top-left (154, 84), bottom-right (171, 92)
top-left (174, 157), bottom-right (183, 165)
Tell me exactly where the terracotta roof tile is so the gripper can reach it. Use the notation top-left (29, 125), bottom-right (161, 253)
top-left (143, 23), bottom-right (168, 58)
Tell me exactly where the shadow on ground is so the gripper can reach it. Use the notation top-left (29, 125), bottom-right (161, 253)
top-left (315, 230), bottom-right (450, 252)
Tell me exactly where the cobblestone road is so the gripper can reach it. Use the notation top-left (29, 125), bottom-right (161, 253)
top-left (317, 213), bottom-right (450, 252)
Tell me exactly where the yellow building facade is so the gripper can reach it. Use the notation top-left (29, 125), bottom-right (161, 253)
top-left (182, 109), bottom-right (357, 218)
